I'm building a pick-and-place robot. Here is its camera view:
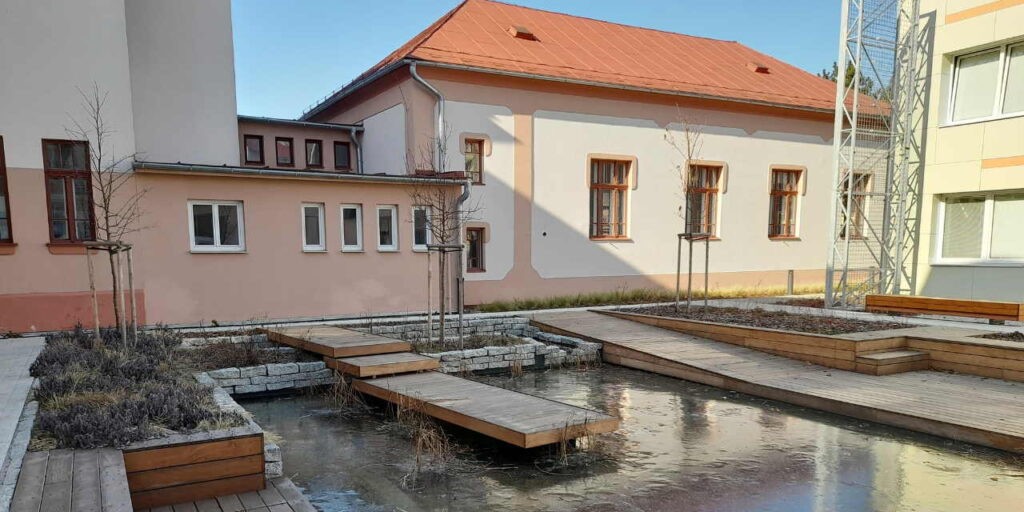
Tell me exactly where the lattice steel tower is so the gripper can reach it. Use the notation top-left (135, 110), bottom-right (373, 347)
top-left (825, 0), bottom-right (928, 308)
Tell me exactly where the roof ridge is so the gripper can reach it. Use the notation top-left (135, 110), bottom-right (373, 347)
top-left (473, 0), bottom-right (738, 45)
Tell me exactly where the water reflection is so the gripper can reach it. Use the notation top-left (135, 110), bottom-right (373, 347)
top-left (241, 366), bottom-right (1024, 512)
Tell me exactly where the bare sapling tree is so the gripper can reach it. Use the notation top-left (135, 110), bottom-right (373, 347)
top-left (408, 123), bottom-right (478, 348)
top-left (664, 109), bottom-right (706, 312)
top-left (66, 84), bottom-right (146, 342)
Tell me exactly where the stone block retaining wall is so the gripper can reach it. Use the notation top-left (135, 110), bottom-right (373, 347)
top-left (201, 362), bottom-right (334, 395)
top-left (357, 317), bottom-right (541, 342)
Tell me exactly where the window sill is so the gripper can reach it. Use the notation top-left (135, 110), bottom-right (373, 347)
top-left (341, 248), bottom-right (364, 253)
top-left (769, 236), bottom-right (801, 242)
top-left (47, 243), bottom-right (87, 255)
top-left (189, 249), bottom-right (247, 254)
top-left (302, 248), bottom-right (328, 253)
top-left (377, 248), bottom-right (400, 253)
top-left (0, 243), bottom-right (17, 255)
top-left (683, 236), bottom-right (721, 242)
top-left (940, 111), bottom-right (1024, 129)
top-left (931, 260), bottom-right (1024, 268)
top-left (590, 237), bottom-right (633, 243)
top-left (468, 268), bottom-right (486, 273)
top-left (412, 247), bottom-right (429, 253)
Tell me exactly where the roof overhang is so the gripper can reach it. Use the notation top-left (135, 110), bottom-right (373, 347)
top-left (134, 161), bottom-right (462, 186)
top-left (237, 115), bottom-right (364, 131)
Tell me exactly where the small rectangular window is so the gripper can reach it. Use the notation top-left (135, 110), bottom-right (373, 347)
top-left (686, 165), bottom-right (721, 237)
top-left (768, 169), bottom-right (801, 238)
top-left (305, 139), bottom-right (323, 168)
top-left (276, 137), bottom-right (294, 167)
top-left (413, 206), bottom-right (431, 250)
top-left (376, 205), bottom-right (398, 251)
top-left (952, 50), bottom-right (1000, 122)
top-left (1003, 45), bottom-right (1024, 115)
top-left (334, 141), bottom-right (352, 170)
top-left (301, 203), bottom-right (325, 252)
top-left (467, 227), bottom-right (485, 272)
top-left (589, 159), bottom-right (630, 239)
top-left (189, 200), bottom-right (245, 252)
top-left (0, 137), bottom-right (11, 242)
top-left (244, 135), bottom-right (264, 165)
top-left (42, 140), bottom-right (93, 243)
top-left (464, 139), bottom-right (484, 184)
top-left (341, 204), bottom-right (363, 252)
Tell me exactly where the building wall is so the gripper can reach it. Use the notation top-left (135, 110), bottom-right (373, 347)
top-left (124, 0), bottom-right (239, 166)
top-left (915, 0), bottom-right (1024, 300)
top-left (362, 105), bottom-right (407, 174)
top-left (236, 120), bottom-right (355, 171)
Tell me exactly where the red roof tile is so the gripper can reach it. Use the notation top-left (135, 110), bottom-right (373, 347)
top-left (308, 0), bottom-right (847, 116)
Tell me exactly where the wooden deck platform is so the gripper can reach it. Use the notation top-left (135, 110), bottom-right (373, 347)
top-left (326, 352), bottom-right (440, 377)
top-left (530, 311), bottom-right (1024, 454)
top-left (11, 449), bottom-right (132, 512)
top-left (353, 371), bottom-right (621, 448)
top-left (137, 477), bottom-right (315, 512)
top-left (263, 325), bottom-right (410, 358)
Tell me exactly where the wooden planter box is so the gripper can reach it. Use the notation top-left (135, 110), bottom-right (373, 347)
top-left (866, 294), bottom-right (1024, 321)
top-left (121, 423), bottom-right (265, 509)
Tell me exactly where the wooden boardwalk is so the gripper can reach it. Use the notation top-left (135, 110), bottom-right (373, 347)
top-left (264, 325), bottom-right (410, 358)
top-left (354, 371), bottom-right (620, 448)
top-left (530, 311), bottom-right (1024, 454)
top-left (137, 477), bottom-right (314, 512)
top-left (326, 352), bottom-right (440, 377)
top-left (11, 449), bottom-right (132, 512)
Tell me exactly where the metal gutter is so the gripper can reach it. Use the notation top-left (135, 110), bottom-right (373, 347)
top-left (133, 161), bottom-right (462, 185)
top-left (237, 115), bottom-right (363, 130)
top-left (408, 61), bottom-right (447, 171)
top-left (300, 60), bottom-right (408, 120)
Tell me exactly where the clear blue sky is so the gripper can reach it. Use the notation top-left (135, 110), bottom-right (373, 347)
top-left (232, 0), bottom-right (841, 119)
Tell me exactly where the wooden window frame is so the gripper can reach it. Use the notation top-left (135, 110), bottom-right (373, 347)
top-left (466, 227), bottom-right (485, 272)
top-left (340, 204), bottom-right (363, 252)
top-left (464, 138), bottom-right (485, 184)
top-left (243, 135), bottom-right (264, 165)
top-left (187, 200), bottom-right (246, 253)
top-left (376, 205), bottom-right (398, 252)
top-left (589, 159), bottom-right (630, 240)
top-left (686, 164), bottom-right (722, 238)
top-left (275, 137), bottom-right (294, 167)
top-left (305, 139), bottom-right (323, 169)
top-left (301, 202), bottom-right (326, 252)
top-left (334, 141), bottom-right (352, 171)
top-left (768, 169), bottom-right (802, 239)
top-left (42, 139), bottom-right (95, 244)
top-left (0, 136), bottom-right (12, 244)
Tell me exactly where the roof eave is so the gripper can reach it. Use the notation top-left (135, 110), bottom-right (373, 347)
top-left (237, 115), bottom-right (364, 131)
top-left (133, 161), bottom-right (463, 186)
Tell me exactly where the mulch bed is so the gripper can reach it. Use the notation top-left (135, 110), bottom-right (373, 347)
top-left (624, 305), bottom-right (909, 335)
top-left (977, 331), bottom-right (1024, 343)
top-left (777, 298), bottom-right (826, 308)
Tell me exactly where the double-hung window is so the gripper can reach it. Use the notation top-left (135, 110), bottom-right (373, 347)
top-left (412, 206), bottom-right (431, 251)
top-left (589, 159), bottom-right (630, 239)
top-left (341, 205), bottom-right (363, 252)
top-left (768, 169), bottom-right (801, 238)
top-left (376, 205), bottom-right (398, 251)
top-left (686, 165), bottom-right (722, 237)
top-left (466, 227), bottom-right (485, 272)
top-left (938, 193), bottom-right (1024, 264)
top-left (188, 200), bottom-right (245, 252)
top-left (244, 135), bottom-right (264, 165)
top-left (43, 140), bottom-right (94, 243)
top-left (301, 203), bottom-right (325, 252)
top-left (950, 42), bottom-right (1024, 123)
top-left (0, 137), bottom-right (11, 243)
top-left (276, 137), bottom-right (294, 167)
top-left (334, 142), bottom-right (352, 171)
top-left (305, 139), bottom-right (323, 168)
top-left (464, 139), bottom-right (484, 184)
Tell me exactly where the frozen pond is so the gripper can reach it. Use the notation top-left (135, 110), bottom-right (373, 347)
top-left (242, 366), bottom-right (1024, 511)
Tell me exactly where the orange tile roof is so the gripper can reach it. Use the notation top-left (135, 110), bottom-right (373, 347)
top-left (308, 0), bottom-right (847, 116)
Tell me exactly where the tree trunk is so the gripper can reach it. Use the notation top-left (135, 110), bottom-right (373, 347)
top-left (438, 252), bottom-right (447, 345)
top-left (107, 250), bottom-right (121, 329)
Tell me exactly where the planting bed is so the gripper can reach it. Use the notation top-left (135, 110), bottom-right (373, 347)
top-left (978, 331), bottom-right (1024, 343)
top-left (625, 305), bottom-right (907, 335)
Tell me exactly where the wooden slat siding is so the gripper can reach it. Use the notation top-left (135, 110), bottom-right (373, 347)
top-left (11, 451), bottom-right (49, 512)
top-left (129, 475), bottom-right (265, 511)
top-left (865, 294), bottom-right (1023, 320)
top-left (326, 352), bottom-right (440, 377)
top-left (127, 455), bottom-right (264, 492)
top-left (262, 326), bottom-right (410, 358)
top-left (123, 436), bottom-right (263, 473)
top-left (353, 371), bottom-right (620, 448)
top-left (534, 311), bottom-right (1024, 453)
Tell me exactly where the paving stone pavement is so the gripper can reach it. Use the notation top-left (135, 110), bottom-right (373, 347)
top-left (0, 337), bottom-right (44, 470)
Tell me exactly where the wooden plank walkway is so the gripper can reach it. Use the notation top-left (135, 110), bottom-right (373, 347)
top-left (263, 325), bottom-right (410, 358)
top-left (10, 449), bottom-right (132, 512)
top-left (530, 311), bottom-right (1024, 454)
top-left (136, 477), bottom-right (315, 512)
top-left (326, 352), bottom-right (440, 377)
top-left (354, 371), bottom-right (621, 448)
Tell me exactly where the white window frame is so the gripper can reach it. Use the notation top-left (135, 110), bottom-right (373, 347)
top-left (412, 205), bottom-right (431, 252)
top-left (376, 205), bottom-right (399, 252)
top-left (946, 41), bottom-right (1024, 126)
top-left (933, 193), bottom-right (1024, 267)
top-left (187, 200), bottom-right (245, 253)
top-left (300, 203), bottom-right (326, 252)
top-left (340, 204), bottom-right (363, 252)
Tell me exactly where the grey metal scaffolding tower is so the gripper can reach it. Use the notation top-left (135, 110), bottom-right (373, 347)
top-left (825, 0), bottom-right (928, 308)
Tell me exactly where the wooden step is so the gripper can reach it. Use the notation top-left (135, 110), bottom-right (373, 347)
top-left (11, 449), bottom-right (132, 512)
top-left (262, 325), bottom-right (410, 358)
top-left (326, 352), bottom-right (440, 377)
top-left (856, 350), bottom-right (930, 375)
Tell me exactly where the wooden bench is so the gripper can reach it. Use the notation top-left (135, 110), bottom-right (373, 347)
top-left (11, 449), bottom-right (132, 512)
top-left (865, 294), bottom-right (1024, 323)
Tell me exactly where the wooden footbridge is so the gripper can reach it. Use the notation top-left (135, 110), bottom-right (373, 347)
top-left (263, 325), bottom-right (620, 448)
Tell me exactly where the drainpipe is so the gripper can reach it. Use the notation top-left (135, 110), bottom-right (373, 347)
top-left (348, 126), bottom-right (364, 173)
top-left (409, 60), bottom-right (472, 343)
